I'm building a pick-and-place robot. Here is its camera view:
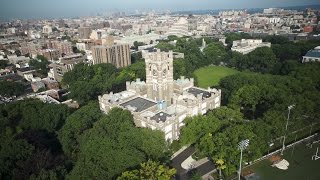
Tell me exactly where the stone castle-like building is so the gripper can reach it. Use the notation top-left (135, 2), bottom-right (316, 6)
top-left (99, 49), bottom-right (221, 141)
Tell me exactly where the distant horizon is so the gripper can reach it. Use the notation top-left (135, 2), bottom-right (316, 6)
top-left (0, 0), bottom-right (319, 21)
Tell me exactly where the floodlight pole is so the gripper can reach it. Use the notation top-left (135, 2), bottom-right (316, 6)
top-left (238, 139), bottom-right (249, 180)
top-left (238, 148), bottom-right (243, 180)
top-left (281, 105), bottom-right (294, 155)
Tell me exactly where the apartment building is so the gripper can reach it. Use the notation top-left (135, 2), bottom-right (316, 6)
top-left (91, 44), bottom-right (131, 68)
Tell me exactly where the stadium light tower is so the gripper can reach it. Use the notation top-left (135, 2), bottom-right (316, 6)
top-left (281, 105), bottom-right (295, 155)
top-left (238, 139), bottom-right (249, 180)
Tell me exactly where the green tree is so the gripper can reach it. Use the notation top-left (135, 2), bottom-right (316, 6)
top-left (173, 58), bottom-right (187, 79)
top-left (215, 158), bottom-right (226, 179)
top-left (155, 42), bottom-right (175, 51)
top-left (133, 41), bottom-right (145, 50)
top-left (246, 47), bottom-right (277, 73)
top-left (68, 108), bottom-right (168, 179)
top-left (30, 55), bottom-right (49, 76)
top-left (180, 115), bottom-right (221, 145)
top-left (0, 81), bottom-right (25, 97)
top-left (58, 102), bottom-right (102, 158)
top-left (117, 160), bottom-right (176, 180)
top-left (62, 63), bottom-right (117, 104)
top-left (203, 42), bottom-right (227, 65)
top-left (0, 60), bottom-right (8, 69)
top-left (229, 85), bottom-right (261, 119)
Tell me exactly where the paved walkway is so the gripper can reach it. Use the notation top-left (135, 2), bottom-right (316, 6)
top-left (171, 146), bottom-right (195, 179)
top-left (171, 146), bottom-right (216, 179)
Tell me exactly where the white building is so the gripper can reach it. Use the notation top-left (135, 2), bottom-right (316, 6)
top-left (99, 50), bottom-right (221, 141)
top-left (166, 17), bottom-right (191, 37)
top-left (114, 33), bottom-right (162, 46)
top-left (76, 43), bottom-right (87, 51)
top-left (43, 25), bottom-right (52, 34)
top-left (302, 46), bottom-right (320, 63)
top-left (231, 39), bottom-right (271, 54)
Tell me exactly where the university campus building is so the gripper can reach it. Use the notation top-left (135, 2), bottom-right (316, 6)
top-left (98, 49), bottom-right (221, 141)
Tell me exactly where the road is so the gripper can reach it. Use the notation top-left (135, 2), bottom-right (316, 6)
top-left (171, 146), bottom-right (216, 179)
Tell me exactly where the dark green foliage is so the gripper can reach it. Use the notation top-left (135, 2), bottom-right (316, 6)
top-left (228, 47), bottom-right (277, 73)
top-left (30, 55), bottom-right (49, 76)
top-left (0, 60), bottom-right (8, 69)
top-left (263, 35), bottom-right (289, 44)
top-left (179, 62), bottom-right (320, 176)
top-left (62, 63), bottom-right (117, 104)
top-left (131, 52), bottom-right (142, 63)
top-left (62, 61), bottom-right (146, 105)
top-left (173, 58), bottom-right (187, 79)
top-left (58, 102), bottom-right (102, 158)
top-left (117, 160), bottom-right (176, 180)
top-left (271, 39), bottom-right (320, 61)
top-left (0, 100), bottom-right (71, 179)
top-left (133, 41), bottom-right (145, 50)
top-left (155, 42), bottom-right (175, 51)
top-left (68, 108), bottom-right (167, 179)
top-left (0, 81), bottom-right (25, 97)
top-left (203, 42), bottom-right (227, 65)
top-left (0, 99), bottom-right (71, 133)
top-left (225, 32), bottom-right (252, 47)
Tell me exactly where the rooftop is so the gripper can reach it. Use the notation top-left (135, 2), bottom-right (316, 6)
top-left (120, 97), bottom-right (156, 112)
top-left (304, 49), bottom-right (320, 58)
top-left (17, 67), bottom-right (35, 72)
top-left (187, 87), bottom-right (211, 98)
top-left (151, 112), bottom-right (172, 123)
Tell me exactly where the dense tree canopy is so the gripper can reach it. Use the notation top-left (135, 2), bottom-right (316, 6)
top-left (68, 108), bottom-right (168, 179)
top-left (62, 61), bottom-right (146, 105)
top-left (179, 62), bottom-right (320, 177)
top-left (1, 100), bottom-right (169, 180)
top-left (0, 81), bottom-right (25, 97)
top-left (0, 100), bottom-right (71, 179)
top-left (30, 55), bottom-right (50, 76)
top-left (203, 42), bottom-right (227, 65)
top-left (0, 60), bottom-right (8, 69)
top-left (58, 102), bottom-right (102, 158)
top-left (117, 160), bottom-right (176, 180)
top-left (62, 63), bottom-right (117, 104)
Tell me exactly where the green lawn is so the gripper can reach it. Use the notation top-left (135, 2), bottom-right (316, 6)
top-left (245, 142), bottom-right (320, 180)
top-left (194, 66), bottom-right (239, 88)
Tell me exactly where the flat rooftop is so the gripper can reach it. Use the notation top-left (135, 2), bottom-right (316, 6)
top-left (120, 97), bottom-right (156, 112)
top-left (151, 112), bottom-right (172, 123)
top-left (187, 87), bottom-right (211, 98)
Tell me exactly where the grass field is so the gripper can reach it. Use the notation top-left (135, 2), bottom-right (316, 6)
top-left (244, 142), bottom-right (320, 180)
top-left (194, 66), bottom-right (239, 88)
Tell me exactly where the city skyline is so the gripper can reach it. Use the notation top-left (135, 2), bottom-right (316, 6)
top-left (1, 0), bottom-right (319, 20)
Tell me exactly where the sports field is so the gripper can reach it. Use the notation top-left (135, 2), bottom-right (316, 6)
top-left (194, 66), bottom-right (239, 88)
top-left (244, 141), bottom-right (320, 180)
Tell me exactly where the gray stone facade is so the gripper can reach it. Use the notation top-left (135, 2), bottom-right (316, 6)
top-left (98, 49), bottom-right (221, 141)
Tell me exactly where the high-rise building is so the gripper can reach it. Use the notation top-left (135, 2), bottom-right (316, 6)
top-left (91, 44), bottom-right (131, 68)
top-left (78, 27), bottom-right (92, 39)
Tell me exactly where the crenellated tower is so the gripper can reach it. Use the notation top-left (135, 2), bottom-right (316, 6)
top-left (145, 49), bottom-right (174, 104)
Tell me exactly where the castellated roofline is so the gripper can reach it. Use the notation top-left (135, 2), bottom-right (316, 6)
top-left (174, 76), bottom-right (194, 84)
top-left (142, 114), bottom-right (177, 127)
top-left (144, 49), bottom-right (173, 62)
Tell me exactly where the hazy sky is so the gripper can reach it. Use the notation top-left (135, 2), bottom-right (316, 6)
top-left (0, 0), bottom-right (319, 19)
